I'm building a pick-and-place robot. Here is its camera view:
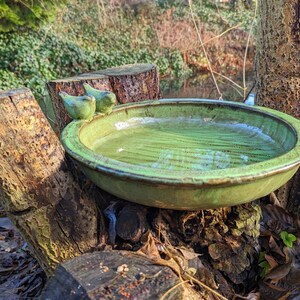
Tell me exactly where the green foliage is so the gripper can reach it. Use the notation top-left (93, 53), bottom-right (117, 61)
top-left (258, 252), bottom-right (270, 278)
top-left (0, 0), bottom-right (254, 106)
top-left (0, 0), bottom-right (66, 32)
top-left (0, 30), bottom-right (95, 100)
top-left (161, 0), bottom-right (255, 30)
top-left (0, 29), bottom-right (190, 102)
top-left (0, 69), bottom-right (24, 90)
top-left (280, 231), bottom-right (297, 248)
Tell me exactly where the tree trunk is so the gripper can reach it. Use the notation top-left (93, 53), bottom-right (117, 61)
top-left (256, 0), bottom-right (300, 210)
top-left (0, 88), bottom-right (106, 275)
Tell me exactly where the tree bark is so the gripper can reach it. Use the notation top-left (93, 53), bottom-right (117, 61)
top-left (256, 0), bottom-right (300, 210)
top-left (94, 63), bottom-right (160, 104)
top-left (47, 63), bottom-right (160, 132)
top-left (0, 88), bottom-right (106, 275)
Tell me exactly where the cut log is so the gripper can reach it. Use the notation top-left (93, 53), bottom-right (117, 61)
top-left (47, 74), bottom-right (112, 131)
top-left (47, 64), bottom-right (160, 132)
top-left (0, 88), bottom-right (106, 275)
top-left (94, 63), bottom-right (160, 104)
top-left (256, 0), bottom-right (300, 210)
top-left (41, 251), bottom-right (200, 300)
top-left (116, 204), bottom-right (148, 243)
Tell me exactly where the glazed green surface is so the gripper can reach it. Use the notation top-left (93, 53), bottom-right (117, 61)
top-left (91, 118), bottom-right (288, 171)
top-left (61, 99), bottom-right (300, 210)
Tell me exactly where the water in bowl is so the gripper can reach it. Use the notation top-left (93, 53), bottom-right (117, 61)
top-left (92, 117), bottom-right (286, 171)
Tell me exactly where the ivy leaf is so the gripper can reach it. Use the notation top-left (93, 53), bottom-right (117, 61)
top-left (258, 251), bottom-right (266, 263)
top-left (259, 260), bottom-right (270, 278)
top-left (280, 231), bottom-right (297, 248)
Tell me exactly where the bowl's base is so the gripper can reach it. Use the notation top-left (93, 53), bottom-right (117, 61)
top-left (81, 164), bottom-right (298, 210)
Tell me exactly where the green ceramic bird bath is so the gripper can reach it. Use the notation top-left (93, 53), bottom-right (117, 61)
top-left (61, 99), bottom-right (300, 210)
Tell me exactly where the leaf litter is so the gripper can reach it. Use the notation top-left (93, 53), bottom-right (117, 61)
top-left (0, 217), bottom-right (46, 299)
top-left (1, 201), bottom-right (300, 299)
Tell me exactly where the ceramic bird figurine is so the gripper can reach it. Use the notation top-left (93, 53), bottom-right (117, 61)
top-left (59, 91), bottom-right (96, 120)
top-left (83, 83), bottom-right (116, 114)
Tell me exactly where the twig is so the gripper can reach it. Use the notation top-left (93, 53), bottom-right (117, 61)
top-left (212, 71), bottom-right (243, 90)
top-left (180, 23), bottom-right (241, 53)
top-left (243, 82), bottom-right (256, 102)
top-left (160, 280), bottom-right (189, 300)
top-left (269, 192), bottom-right (282, 207)
top-left (188, 0), bottom-right (223, 100)
top-left (202, 23), bottom-right (241, 46)
top-left (157, 239), bottom-right (228, 300)
top-left (185, 273), bottom-right (229, 300)
top-left (96, 0), bottom-right (107, 29)
top-left (243, 1), bottom-right (257, 100)
top-left (217, 78), bottom-right (244, 98)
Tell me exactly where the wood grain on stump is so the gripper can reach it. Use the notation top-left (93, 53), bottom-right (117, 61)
top-left (41, 251), bottom-right (199, 300)
top-left (94, 63), bottom-right (160, 104)
top-left (0, 88), bottom-right (105, 275)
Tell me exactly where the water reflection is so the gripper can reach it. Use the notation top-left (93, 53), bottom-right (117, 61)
top-left (160, 72), bottom-right (254, 102)
top-left (140, 148), bottom-right (234, 171)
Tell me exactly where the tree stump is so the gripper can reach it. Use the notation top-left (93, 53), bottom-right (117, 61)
top-left (47, 63), bottom-right (160, 132)
top-left (256, 0), bottom-right (300, 210)
top-left (41, 251), bottom-right (200, 300)
top-left (0, 88), bottom-right (106, 275)
top-left (47, 74), bottom-right (112, 132)
top-left (93, 63), bottom-right (160, 104)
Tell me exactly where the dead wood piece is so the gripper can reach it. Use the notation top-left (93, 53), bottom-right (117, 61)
top-left (116, 204), bottom-right (148, 243)
top-left (40, 251), bottom-right (200, 300)
top-left (0, 88), bottom-right (105, 275)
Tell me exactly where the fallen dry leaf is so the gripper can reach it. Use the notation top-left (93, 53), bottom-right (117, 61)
top-left (176, 246), bottom-right (201, 260)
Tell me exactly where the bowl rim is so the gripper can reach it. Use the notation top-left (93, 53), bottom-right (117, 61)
top-left (61, 98), bottom-right (300, 187)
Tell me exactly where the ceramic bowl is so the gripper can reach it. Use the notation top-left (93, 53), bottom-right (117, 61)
top-left (61, 99), bottom-right (300, 210)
